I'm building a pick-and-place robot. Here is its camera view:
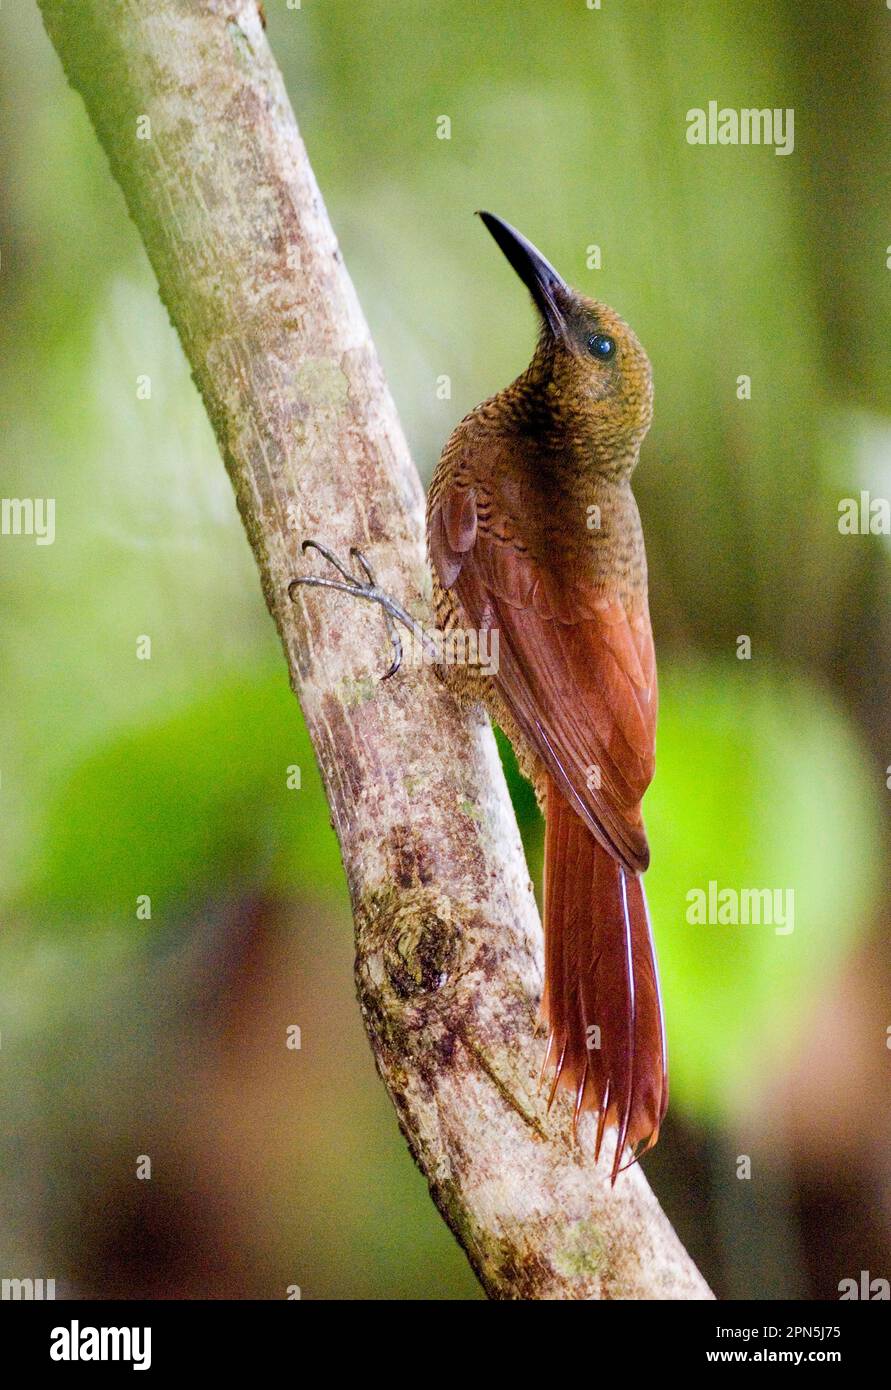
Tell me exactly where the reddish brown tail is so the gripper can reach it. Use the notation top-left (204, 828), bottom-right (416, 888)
top-left (542, 777), bottom-right (668, 1180)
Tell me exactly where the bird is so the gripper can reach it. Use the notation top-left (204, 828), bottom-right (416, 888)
top-left (290, 212), bottom-right (667, 1179)
top-left (426, 213), bottom-right (666, 1178)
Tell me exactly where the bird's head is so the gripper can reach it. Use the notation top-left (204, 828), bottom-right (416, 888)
top-left (478, 211), bottom-right (653, 472)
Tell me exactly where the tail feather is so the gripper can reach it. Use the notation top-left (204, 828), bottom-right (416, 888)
top-left (542, 777), bottom-right (667, 1179)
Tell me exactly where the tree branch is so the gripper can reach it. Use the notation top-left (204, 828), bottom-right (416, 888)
top-left (39, 0), bottom-right (712, 1300)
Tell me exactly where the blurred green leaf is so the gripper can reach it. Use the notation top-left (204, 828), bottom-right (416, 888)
top-left (29, 673), bottom-right (345, 922)
top-left (646, 661), bottom-right (882, 1121)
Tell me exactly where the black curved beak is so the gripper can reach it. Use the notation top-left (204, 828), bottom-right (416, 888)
top-left (477, 211), bottom-right (568, 338)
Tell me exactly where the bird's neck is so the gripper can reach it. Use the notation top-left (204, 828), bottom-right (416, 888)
top-left (504, 362), bottom-right (641, 478)
top-left (584, 479), bottom-right (648, 598)
top-left (516, 438), bottom-right (648, 599)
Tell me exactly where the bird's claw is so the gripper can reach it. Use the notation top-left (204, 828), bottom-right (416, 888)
top-left (288, 539), bottom-right (405, 680)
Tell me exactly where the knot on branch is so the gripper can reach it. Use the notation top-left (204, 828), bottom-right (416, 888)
top-left (383, 898), bottom-right (459, 999)
top-left (355, 884), bottom-right (463, 1009)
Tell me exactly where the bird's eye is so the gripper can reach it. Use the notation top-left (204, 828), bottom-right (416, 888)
top-left (587, 332), bottom-right (616, 361)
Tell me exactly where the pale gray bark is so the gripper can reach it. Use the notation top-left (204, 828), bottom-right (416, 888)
top-left (39, 0), bottom-right (712, 1300)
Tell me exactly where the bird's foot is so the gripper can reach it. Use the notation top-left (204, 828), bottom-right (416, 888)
top-left (288, 540), bottom-right (437, 681)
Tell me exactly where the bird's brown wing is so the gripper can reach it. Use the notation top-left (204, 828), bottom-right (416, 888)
top-left (430, 473), bottom-right (666, 1164)
top-left (429, 480), bottom-right (656, 873)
